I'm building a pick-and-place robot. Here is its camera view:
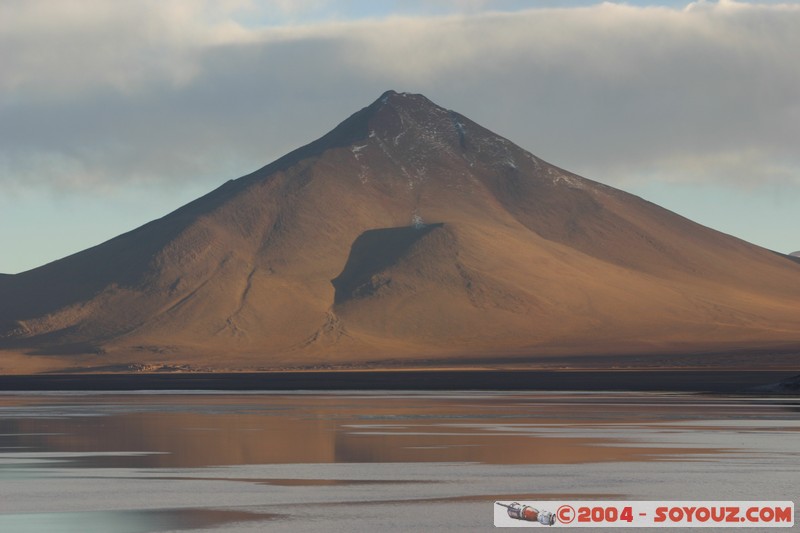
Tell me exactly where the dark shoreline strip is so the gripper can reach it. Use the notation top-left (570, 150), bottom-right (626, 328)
top-left (0, 370), bottom-right (795, 392)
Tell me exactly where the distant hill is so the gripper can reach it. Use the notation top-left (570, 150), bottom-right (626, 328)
top-left (2, 91), bottom-right (800, 373)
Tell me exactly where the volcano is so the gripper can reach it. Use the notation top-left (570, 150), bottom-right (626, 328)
top-left (2, 91), bottom-right (799, 373)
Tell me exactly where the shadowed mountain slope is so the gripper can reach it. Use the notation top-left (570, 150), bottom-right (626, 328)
top-left (1, 91), bottom-right (799, 373)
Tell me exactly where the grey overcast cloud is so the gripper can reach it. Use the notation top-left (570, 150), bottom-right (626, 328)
top-left (1, 0), bottom-right (799, 272)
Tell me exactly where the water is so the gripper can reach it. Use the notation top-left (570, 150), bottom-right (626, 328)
top-left (0, 391), bottom-right (797, 531)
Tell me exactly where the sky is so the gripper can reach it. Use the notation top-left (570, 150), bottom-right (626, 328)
top-left (1, 0), bottom-right (799, 274)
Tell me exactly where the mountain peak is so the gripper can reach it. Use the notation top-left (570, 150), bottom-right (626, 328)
top-left (360, 90), bottom-right (455, 140)
top-left (376, 90), bottom-right (436, 107)
top-left (367, 90), bottom-right (460, 144)
top-left (244, 90), bottom-right (472, 184)
top-left (351, 90), bottom-right (447, 129)
top-left (373, 90), bottom-right (452, 118)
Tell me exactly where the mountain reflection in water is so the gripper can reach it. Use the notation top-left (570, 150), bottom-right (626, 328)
top-left (0, 392), bottom-right (763, 468)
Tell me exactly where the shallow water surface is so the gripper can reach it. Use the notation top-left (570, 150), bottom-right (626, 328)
top-left (0, 392), bottom-right (797, 531)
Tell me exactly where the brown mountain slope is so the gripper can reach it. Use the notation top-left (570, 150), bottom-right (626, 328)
top-left (1, 91), bottom-right (799, 373)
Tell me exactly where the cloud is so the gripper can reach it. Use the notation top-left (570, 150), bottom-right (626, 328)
top-left (1, 1), bottom-right (798, 194)
top-left (0, 0), bottom-right (257, 95)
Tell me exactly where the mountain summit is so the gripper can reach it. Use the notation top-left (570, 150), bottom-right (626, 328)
top-left (2, 91), bottom-right (799, 373)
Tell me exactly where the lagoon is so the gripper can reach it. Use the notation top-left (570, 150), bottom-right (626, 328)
top-left (0, 391), bottom-right (798, 531)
